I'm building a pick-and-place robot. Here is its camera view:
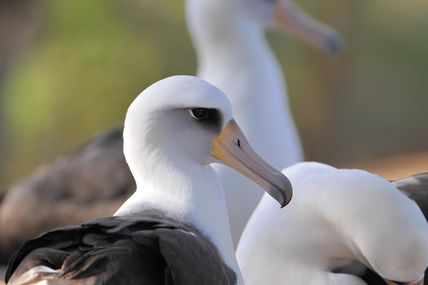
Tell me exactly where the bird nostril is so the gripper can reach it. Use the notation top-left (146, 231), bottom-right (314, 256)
top-left (237, 139), bottom-right (241, 148)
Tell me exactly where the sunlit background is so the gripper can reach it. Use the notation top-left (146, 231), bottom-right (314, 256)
top-left (1, 0), bottom-right (427, 192)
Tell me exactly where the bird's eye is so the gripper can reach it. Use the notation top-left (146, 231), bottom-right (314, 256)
top-left (190, 108), bottom-right (210, 120)
top-left (188, 108), bottom-right (222, 132)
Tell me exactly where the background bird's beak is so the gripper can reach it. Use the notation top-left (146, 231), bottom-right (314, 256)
top-left (213, 120), bottom-right (292, 207)
top-left (275, 0), bottom-right (343, 54)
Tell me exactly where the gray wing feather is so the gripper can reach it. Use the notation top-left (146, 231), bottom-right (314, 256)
top-left (5, 214), bottom-right (236, 285)
top-left (393, 172), bottom-right (428, 219)
top-left (393, 172), bottom-right (428, 285)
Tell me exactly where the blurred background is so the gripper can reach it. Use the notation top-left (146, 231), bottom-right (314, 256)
top-left (1, 0), bottom-right (427, 193)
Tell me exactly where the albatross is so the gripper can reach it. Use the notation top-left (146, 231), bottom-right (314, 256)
top-left (237, 162), bottom-right (428, 285)
top-left (186, 0), bottom-right (342, 244)
top-left (4, 76), bottom-right (292, 285)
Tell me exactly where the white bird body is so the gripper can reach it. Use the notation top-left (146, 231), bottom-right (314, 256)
top-left (198, 30), bottom-right (303, 246)
top-left (114, 76), bottom-right (242, 282)
top-left (195, 17), bottom-right (303, 164)
top-left (237, 162), bottom-right (428, 285)
top-left (115, 166), bottom-right (239, 278)
top-left (186, 0), bottom-right (343, 244)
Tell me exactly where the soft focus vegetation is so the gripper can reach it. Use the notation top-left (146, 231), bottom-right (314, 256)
top-left (1, 0), bottom-right (427, 189)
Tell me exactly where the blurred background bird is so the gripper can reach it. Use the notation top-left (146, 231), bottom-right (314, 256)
top-left (186, 0), bottom-right (341, 245)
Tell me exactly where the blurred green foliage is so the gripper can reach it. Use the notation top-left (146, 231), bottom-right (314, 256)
top-left (1, 0), bottom-right (428, 188)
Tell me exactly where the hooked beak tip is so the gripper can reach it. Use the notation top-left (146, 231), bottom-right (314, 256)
top-left (324, 33), bottom-right (344, 55)
top-left (267, 175), bottom-right (293, 208)
top-left (274, 0), bottom-right (344, 55)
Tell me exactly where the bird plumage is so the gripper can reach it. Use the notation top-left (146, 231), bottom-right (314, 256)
top-left (0, 128), bottom-right (133, 263)
top-left (237, 162), bottom-right (428, 285)
top-left (6, 212), bottom-right (236, 285)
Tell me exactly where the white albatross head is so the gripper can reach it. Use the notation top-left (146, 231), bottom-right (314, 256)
top-left (121, 75), bottom-right (292, 209)
top-left (187, 0), bottom-right (343, 54)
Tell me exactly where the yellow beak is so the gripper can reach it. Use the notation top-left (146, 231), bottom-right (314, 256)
top-left (213, 120), bottom-right (292, 207)
top-left (275, 0), bottom-right (343, 54)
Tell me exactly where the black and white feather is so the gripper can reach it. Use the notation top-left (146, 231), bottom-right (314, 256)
top-left (394, 172), bottom-right (428, 220)
top-left (6, 212), bottom-right (236, 285)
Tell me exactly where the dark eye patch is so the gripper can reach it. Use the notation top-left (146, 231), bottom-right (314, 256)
top-left (189, 108), bottom-right (222, 133)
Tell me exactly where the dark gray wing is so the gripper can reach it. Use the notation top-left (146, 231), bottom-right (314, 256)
top-left (393, 173), bottom-right (428, 285)
top-left (333, 263), bottom-right (386, 285)
top-left (0, 128), bottom-right (135, 263)
top-left (359, 268), bottom-right (387, 284)
top-left (393, 172), bottom-right (428, 219)
top-left (5, 214), bottom-right (236, 285)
